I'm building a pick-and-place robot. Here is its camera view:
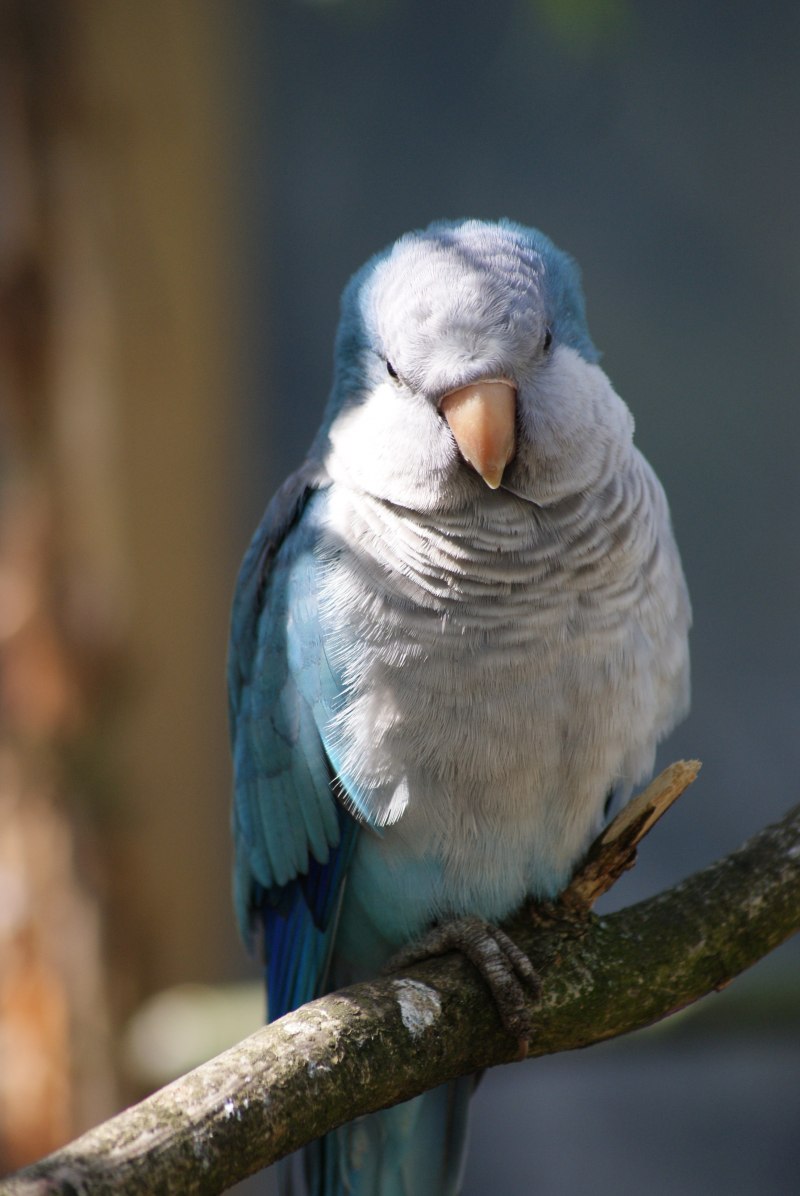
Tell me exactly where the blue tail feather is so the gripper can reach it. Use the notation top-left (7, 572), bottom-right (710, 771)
top-left (302, 1080), bottom-right (475, 1196)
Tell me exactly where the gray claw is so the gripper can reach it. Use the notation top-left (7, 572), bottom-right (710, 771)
top-left (385, 915), bottom-right (541, 1049)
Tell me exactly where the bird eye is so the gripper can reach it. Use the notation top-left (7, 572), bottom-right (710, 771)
top-left (386, 360), bottom-right (399, 380)
top-left (543, 327), bottom-right (553, 353)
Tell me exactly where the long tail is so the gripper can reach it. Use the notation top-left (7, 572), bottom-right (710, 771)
top-left (285, 1077), bottom-right (475, 1196)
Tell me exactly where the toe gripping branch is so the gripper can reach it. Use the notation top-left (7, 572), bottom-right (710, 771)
top-left (387, 916), bottom-right (541, 1056)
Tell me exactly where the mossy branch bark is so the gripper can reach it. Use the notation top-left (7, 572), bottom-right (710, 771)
top-left (3, 763), bottom-right (799, 1196)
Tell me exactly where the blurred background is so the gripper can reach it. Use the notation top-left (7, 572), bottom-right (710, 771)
top-left (0, 1), bottom-right (797, 1192)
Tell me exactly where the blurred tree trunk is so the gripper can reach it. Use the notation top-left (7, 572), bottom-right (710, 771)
top-left (0, 0), bottom-right (238, 1169)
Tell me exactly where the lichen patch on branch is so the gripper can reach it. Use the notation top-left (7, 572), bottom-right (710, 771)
top-left (391, 978), bottom-right (442, 1037)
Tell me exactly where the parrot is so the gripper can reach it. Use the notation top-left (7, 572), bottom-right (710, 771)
top-left (227, 218), bottom-right (691, 1195)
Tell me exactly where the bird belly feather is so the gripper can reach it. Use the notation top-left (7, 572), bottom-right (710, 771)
top-left (315, 462), bottom-right (689, 978)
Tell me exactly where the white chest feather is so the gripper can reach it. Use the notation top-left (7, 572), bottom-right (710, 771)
top-left (317, 461), bottom-right (689, 923)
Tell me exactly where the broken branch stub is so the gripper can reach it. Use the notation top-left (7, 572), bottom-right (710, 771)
top-left (562, 759), bottom-right (702, 911)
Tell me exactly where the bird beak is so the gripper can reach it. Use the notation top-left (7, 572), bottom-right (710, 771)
top-left (440, 380), bottom-right (516, 489)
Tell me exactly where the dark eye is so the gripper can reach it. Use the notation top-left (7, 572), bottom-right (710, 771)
top-left (386, 360), bottom-right (399, 379)
top-left (543, 327), bottom-right (553, 353)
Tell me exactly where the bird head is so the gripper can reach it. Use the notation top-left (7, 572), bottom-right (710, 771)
top-left (317, 219), bottom-right (634, 511)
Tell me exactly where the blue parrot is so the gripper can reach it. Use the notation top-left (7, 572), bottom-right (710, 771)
top-left (228, 219), bottom-right (691, 1195)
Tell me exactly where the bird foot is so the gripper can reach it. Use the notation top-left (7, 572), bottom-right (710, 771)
top-left (384, 915), bottom-right (541, 1056)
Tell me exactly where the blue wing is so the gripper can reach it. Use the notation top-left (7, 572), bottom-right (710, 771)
top-left (228, 469), bottom-right (359, 1020)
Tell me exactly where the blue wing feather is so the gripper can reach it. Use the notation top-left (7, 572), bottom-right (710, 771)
top-left (228, 468), bottom-right (360, 1020)
top-left (261, 800), bottom-right (358, 1020)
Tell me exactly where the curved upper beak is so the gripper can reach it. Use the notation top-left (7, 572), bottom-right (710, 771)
top-left (440, 379), bottom-right (517, 489)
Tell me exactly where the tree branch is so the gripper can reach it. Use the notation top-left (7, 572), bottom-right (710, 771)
top-left (3, 763), bottom-right (799, 1196)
